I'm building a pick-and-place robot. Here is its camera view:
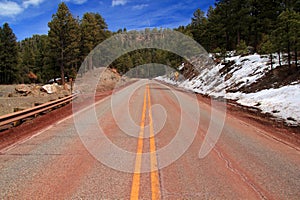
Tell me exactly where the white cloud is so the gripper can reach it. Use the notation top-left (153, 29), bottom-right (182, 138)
top-left (72, 0), bottom-right (87, 4)
top-left (0, 0), bottom-right (46, 17)
top-left (132, 4), bottom-right (148, 10)
top-left (65, 0), bottom-right (88, 5)
top-left (112, 0), bottom-right (127, 7)
top-left (22, 0), bottom-right (44, 9)
top-left (0, 0), bottom-right (88, 19)
top-left (0, 1), bottom-right (23, 17)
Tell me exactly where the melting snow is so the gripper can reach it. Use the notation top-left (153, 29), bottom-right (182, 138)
top-left (156, 54), bottom-right (300, 125)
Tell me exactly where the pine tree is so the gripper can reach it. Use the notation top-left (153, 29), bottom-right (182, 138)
top-left (19, 38), bottom-right (35, 83)
top-left (205, 6), bottom-right (226, 51)
top-left (236, 40), bottom-right (248, 55)
top-left (18, 35), bottom-right (51, 83)
top-left (191, 9), bottom-right (207, 27)
top-left (67, 17), bottom-right (80, 78)
top-left (260, 35), bottom-right (276, 68)
top-left (80, 12), bottom-right (108, 70)
top-left (288, 10), bottom-right (300, 67)
top-left (48, 2), bottom-right (78, 85)
top-left (0, 23), bottom-right (19, 84)
top-left (174, 25), bottom-right (192, 37)
top-left (274, 9), bottom-right (300, 68)
top-left (80, 12), bottom-right (98, 69)
top-left (190, 8), bottom-right (208, 49)
top-left (201, 0), bottom-right (285, 52)
top-left (35, 35), bottom-right (51, 82)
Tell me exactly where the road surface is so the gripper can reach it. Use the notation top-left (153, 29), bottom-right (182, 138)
top-left (0, 80), bottom-right (299, 199)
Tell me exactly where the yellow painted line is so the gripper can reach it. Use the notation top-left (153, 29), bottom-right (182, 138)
top-left (147, 85), bottom-right (161, 200)
top-left (130, 86), bottom-right (148, 200)
top-left (130, 85), bottom-right (162, 200)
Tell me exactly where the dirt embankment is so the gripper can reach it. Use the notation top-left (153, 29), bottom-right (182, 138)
top-left (0, 68), bottom-right (126, 116)
top-left (239, 64), bottom-right (300, 93)
top-left (0, 84), bottom-right (72, 116)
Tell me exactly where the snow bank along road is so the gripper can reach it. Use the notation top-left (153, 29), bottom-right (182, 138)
top-left (0, 80), bottom-right (299, 199)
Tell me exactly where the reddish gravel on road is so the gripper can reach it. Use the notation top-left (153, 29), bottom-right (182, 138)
top-left (0, 80), bottom-right (299, 199)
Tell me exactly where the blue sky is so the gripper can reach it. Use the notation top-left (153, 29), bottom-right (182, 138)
top-left (0, 0), bottom-right (215, 41)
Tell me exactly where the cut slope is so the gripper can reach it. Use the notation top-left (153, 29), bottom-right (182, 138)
top-left (156, 53), bottom-right (300, 125)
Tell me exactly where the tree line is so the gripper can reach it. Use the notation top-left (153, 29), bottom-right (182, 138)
top-left (0, 1), bottom-right (299, 84)
top-left (178, 0), bottom-right (300, 67)
top-left (0, 2), bottom-right (110, 84)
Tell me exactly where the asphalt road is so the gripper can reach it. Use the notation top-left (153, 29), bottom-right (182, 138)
top-left (0, 80), bottom-right (299, 199)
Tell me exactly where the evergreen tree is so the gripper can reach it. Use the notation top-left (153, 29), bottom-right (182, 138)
top-left (188, 0), bottom-right (287, 53)
top-left (35, 35), bottom-right (51, 82)
top-left (260, 35), bottom-right (276, 68)
top-left (288, 10), bottom-right (300, 67)
top-left (236, 40), bottom-right (248, 55)
top-left (174, 26), bottom-right (192, 37)
top-left (191, 8), bottom-right (207, 26)
top-left (0, 23), bottom-right (19, 84)
top-left (274, 9), bottom-right (300, 68)
top-left (248, 0), bottom-right (283, 51)
top-left (205, 5), bottom-right (226, 51)
top-left (18, 35), bottom-right (51, 83)
top-left (80, 12), bottom-right (108, 71)
top-left (216, 0), bottom-right (233, 50)
top-left (48, 2), bottom-right (78, 85)
top-left (19, 38), bottom-right (35, 83)
top-left (190, 9), bottom-right (208, 49)
top-left (68, 17), bottom-right (81, 78)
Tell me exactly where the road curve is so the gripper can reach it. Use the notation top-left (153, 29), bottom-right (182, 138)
top-left (0, 80), bottom-right (299, 199)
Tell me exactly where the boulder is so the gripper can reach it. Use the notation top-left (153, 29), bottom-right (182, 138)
top-left (41, 84), bottom-right (58, 94)
top-left (15, 84), bottom-right (31, 95)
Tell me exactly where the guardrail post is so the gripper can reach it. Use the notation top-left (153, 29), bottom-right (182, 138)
top-left (13, 120), bottom-right (21, 127)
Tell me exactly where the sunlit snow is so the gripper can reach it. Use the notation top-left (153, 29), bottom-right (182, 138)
top-left (156, 54), bottom-right (300, 125)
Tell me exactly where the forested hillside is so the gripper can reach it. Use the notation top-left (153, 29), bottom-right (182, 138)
top-left (0, 2), bottom-right (110, 84)
top-left (0, 0), bottom-right (299, 84)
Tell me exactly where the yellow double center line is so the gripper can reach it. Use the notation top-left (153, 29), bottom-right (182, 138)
top-left (130, 85), bottom-right (161, 200)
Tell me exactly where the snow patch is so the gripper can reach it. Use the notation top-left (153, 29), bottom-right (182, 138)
top-left (226, 85), bottom-right (300, 125)
top-left (156, 54), bottom-right (299, 125)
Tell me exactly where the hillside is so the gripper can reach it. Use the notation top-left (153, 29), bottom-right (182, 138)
top-left (156, 53), bottom-right (300, 126)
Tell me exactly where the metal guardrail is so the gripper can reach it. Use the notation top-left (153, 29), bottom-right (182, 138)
top-left (0, 94), bottom-right (77, 128)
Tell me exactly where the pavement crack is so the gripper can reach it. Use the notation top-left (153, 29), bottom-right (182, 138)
top-left (213, 147), bottom-right (269, 200)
